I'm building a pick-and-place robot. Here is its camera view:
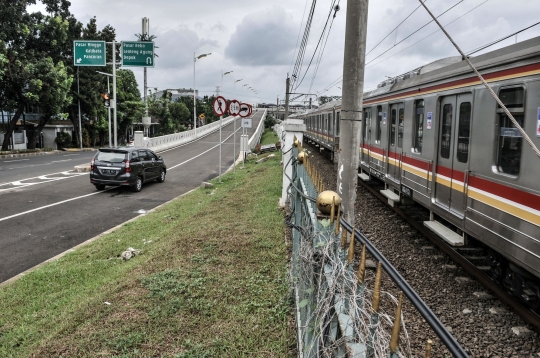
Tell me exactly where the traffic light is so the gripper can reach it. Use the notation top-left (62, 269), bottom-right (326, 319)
top-left (102, 93), bottom-right (110, 107)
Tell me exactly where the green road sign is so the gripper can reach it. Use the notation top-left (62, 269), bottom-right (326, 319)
top-left (74, 41), bottom-right (106, 66)
top-left (121, 41), bottom-right (155, 67)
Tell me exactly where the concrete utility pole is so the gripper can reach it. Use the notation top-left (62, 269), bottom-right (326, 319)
top-left (285, 76), bottom-right (290, 119)
top-left (337, 0), bottom-right (369, 227)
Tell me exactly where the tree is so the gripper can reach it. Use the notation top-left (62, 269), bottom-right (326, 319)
top-left (0, 0), bottom-right (80, 150)
top-left (116, 69), bottom-right (144, 143)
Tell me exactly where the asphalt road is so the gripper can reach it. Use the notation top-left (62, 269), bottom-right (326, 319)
top-left (0, 112), bottom-right (264, 283)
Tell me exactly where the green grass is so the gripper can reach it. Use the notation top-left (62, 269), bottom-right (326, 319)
top-left (0, 152), bottom-right (295, 357)
top-left (260, 129), bottom-right (279, 146)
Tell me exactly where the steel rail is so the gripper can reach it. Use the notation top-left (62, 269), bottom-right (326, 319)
top-left (340, 218), bottom-right (469, 357)
top-left (357, 179), bottom-right (540, 333)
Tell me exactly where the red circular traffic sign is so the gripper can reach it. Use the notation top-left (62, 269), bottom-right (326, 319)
top-left (239, 103), bottom-right (250, 118)
top-left (228, 100), bottom-right (241, 116)
top-left (213, 96), bottom-right (227, 117)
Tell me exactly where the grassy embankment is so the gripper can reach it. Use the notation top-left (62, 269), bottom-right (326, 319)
top-left (0, 131), bottom-right (295, 357)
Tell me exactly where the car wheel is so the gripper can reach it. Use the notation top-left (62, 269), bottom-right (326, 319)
top-left (157, 169), bottom-right (166, 183)
top-left (95, 184), bottom-right (106, 191)
top-left (131, 176), bottom-right (143, 192)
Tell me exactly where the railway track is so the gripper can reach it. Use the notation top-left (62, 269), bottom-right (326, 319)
top-left (305, 142), bottom-right (540, 356)
top-left (359, 177), bottom-right (540, 332)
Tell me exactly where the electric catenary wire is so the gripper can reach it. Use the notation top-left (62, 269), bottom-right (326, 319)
top-left (466, 21), bottom-right (540, 56)
top-left (366, 0), bottom-right (490, 69)
top-left (308, 1), bottom-right (341, 96)
top-left (294, 0), bottom-right (339, 91)
top-left (290, 0), bottom-right (318, 91)
top-left (418, 0), bottom-right (540, 160)
top-left (316, 0), bottom-right (483, 95)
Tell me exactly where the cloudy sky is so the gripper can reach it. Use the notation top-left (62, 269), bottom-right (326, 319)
top-left (29, 0), bottom-right (540, 105)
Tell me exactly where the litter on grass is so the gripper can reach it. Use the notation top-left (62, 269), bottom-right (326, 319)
top-left (121, 247), bottom-right (141, 260)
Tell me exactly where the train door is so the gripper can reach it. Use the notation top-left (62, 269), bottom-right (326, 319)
top-left (434, 94), bottom-right (472, 218)
top-left (362, 107), bottom-right (372, 164)
top-left (387, 103), bottom-right (404, 183)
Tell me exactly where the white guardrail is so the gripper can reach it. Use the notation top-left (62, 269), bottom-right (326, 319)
top-left (247, 110), bottom-right (266, 151)
top-left (134, 110), bottom-right (267, 154)
top-left (135, 116), bottom-right (236, 152)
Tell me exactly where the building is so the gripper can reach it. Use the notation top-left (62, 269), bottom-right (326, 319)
top-left (151, 88), bottom-right (199, 101)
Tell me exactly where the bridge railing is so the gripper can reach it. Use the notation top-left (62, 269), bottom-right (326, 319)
top-left (135, 116), bottom-right (238, 152)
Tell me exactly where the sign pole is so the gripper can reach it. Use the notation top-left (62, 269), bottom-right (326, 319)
top-left (107, 76), bottom-right (112, 146)
top-left (233, 115), bottom-right (236, 173)
top-left (77, 67), bottom-right (82, 149)
top-left (217, 87), bottom-right (222, 183)
top-left (112, 41), bottom-right (118, 147)
top-left (219, 109), bottom-right (222, 182)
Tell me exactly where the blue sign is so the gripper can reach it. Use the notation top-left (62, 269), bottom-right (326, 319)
top-left (427, 112), bottom-right (433, 129)
top-left (537, 107), bottom-right (540, 137)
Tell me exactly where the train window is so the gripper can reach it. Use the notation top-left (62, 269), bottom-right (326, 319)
top-left (363, 108), bottom-right (372, 141)
top-left (390, 109), bottom-right (397, 146)
top-left (413, 100), bottom-right (424, 153)
top-left (457, 102), bottom-right (471, 163)
top-left (376, 106), bottom-right (382, 142)
top-left (336, 111), bottom-right (340, 135)
top-left (496, 87), bottom-right (524, 175)
top-left (440, 104), bottom-right (453, 159)
top-left (398, 108), bottom-right (404, 148)
top-left (329, 113), bottom-right (333, 134)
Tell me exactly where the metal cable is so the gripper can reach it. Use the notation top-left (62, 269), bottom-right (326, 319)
top-left (366, 0), bottom-right (490, 69)
top-left (419, 0), bottom-right (540, 159)
top-left (466, 21), bottom-right (540, 56)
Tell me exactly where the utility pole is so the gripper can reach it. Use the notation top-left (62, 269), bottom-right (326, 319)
top-left (276, 97), bottom-right (279, 119)
top-left (337, 0), bottom-right (369, 227)
top-left (285, 76), bottom-right (290, 119)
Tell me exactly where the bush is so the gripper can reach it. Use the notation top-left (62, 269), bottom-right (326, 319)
top-left (55, 131), bottom-right (72, 148)
top-left (264, 116), bottom-right (276, 128)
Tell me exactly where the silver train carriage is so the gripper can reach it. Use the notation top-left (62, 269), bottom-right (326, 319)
top-left (305, 36), bottom-right (540, 310)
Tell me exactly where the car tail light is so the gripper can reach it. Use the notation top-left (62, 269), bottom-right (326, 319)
top-left (125, 160), bottom-right (131, 172)
top-left (91, 158), bottom-right (95, 170)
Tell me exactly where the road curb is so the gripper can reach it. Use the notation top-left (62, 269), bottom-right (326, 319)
top-left (0, 186), bottom-right (198, 289)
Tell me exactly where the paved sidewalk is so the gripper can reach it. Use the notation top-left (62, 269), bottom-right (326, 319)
top-left (0, 148), bottom-right (96, 159)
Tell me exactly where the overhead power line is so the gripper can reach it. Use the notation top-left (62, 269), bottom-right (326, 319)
top-left (290, 0), bottom-right (318, 90)
top-left (466, 21), bottom-right (540, 55)
top-left (367, 0), bottom-right (490, 69)
top-left (366, 0), bottom-right (465, 65)
top-left (295, 0), bottom-right (339, 90)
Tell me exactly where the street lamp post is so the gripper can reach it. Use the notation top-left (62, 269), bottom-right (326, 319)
top-left (193, 52), bottom-right (211, 135)
top-left (218, 70), bottom-right (233, 182)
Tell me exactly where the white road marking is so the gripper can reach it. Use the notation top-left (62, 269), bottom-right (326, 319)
top-left (0, 170), bottom-right (87, 191)
top-left (168, 128), bottom-right (241, 171)
top-left (2, 159), bottom-right (30, 163)
top-left (0, 190), bottom-right (107, 222)
top-left (50, 159), bottom-right (72, 163)
top-left (63, 154), bottom-right (80, 156)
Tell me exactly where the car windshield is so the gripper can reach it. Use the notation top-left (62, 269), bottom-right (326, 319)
top-left (96, 151), bottom-right (127, 163)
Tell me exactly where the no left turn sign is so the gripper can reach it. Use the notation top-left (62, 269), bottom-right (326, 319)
top-left (228, 100), bottom-right (241, 116)
top-left (213, 96), bottom-right (227, 117)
